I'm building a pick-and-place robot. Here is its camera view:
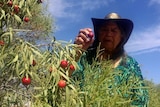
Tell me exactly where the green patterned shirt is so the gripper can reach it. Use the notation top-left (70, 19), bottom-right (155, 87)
top-left (72, 54), bottom-right (148, 107)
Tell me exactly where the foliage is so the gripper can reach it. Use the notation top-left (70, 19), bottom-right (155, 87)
top-left (0, 37), bottom-right (160, 107)
top-left (0, 0), bottom-right (54, 44)
top-left (0, 37), bottom-right (82, 106)
top-left (144, 80), bottom-right (160, 107)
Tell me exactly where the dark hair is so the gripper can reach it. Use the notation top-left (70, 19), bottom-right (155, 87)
top-left (86, 21), bottom-right (126, 64)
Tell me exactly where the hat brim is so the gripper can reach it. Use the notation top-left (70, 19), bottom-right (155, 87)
top-left (91, 18), bottom-right (133, 45)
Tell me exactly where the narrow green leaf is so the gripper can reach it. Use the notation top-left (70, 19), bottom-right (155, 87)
top-left (30, 47), bottom-right (42, 57)
top-left (9, 28), bottom-right (13, 42)
top-left (7, 54), bottom-right (18, 65)
top-left (0, 54), bottom-right (7, 61)
top-left (19, 69), bottom-right (25, 76)
top-left (27, 8), bottom-right (32, 17)
top-left (0, 9), bottom-right (5, 20)
top-left (1, 32), bottom-right (10, 38)
top-left (30, 54), bottom-right (33, 65)
top-left (14, 14), bottom-right (22, 23)
top-left (19, 0), bottom-right (25, 8)
top-left (34, 87), bottom-right (43, 90)
top-left (16, 61), bottom-right (20, 76)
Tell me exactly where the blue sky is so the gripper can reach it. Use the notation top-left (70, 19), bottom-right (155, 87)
top-left (47, 0), bottom-right (160, 84)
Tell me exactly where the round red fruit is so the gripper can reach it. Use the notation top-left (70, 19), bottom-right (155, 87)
top-left (0, 40), bottom-right (4, 46)
top-left (49, 67), bottom-right (52, 72)
top-left (32, 60), bottom-right (36, 66)
top-left (14, 5), bottom-right (19, 13)
top-left (69, 64), bottom-right (75, 71)
top-left (24, 17), bottom-right (29, 22)
top-left (88, 31), bottom-right (94, 38)
top-left (0, 2), bottom-right (3, 7)
top-left (58, 80), bottom-right (66, 88)
top-left (7, 1), bottom-right (13, 7)
top-left (60, 60), bottom-right (68, 68)
top-left (22, 77), bottom-right (31, 85)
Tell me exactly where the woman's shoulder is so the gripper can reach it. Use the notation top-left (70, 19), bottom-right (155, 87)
top-left (121, 54), bottom-right (139, 66)
top-left (118, 54), bottom-right (143, 78)
top-left (118, 54), bottom-right (141, 72)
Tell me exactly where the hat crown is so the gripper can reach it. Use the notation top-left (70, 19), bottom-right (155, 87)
top-left (104, 13), bottom-right (121, 19)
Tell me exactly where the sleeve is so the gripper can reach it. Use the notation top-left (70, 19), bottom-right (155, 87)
top-left (130, 58), bottom-right (148, 107)
top-left (118, 56), bottom-right (149, 107)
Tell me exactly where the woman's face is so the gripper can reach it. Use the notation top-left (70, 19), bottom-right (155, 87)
top-left (98, 21), bottom-right (122, 52)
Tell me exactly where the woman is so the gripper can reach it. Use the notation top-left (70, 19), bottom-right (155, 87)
top-left (72, 12), bottom-right (148, 106)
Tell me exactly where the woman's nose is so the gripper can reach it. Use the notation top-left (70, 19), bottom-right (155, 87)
top-left (105, 30), bottom-right (113, 37)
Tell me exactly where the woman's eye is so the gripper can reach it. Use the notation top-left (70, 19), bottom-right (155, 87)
top-left (112, 30), bottom-right (116, 32)
top-left (101, 29), bottom-right (108, 32)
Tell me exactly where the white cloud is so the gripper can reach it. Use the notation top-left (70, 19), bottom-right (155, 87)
top-left (125, 24), bottom-right (160, 54)
top-left (48, 0), bottom-right (75, 18)
top-left (149, 0), bottom-right (160, 5)
top-left (47, 0), bottom-right (115, 32)
top-left (128, 0), bottom-right (160, 55)
top-left (47, 0), bottom-right (114, 18)
top-left (80, 0), bottom-right (113, 10)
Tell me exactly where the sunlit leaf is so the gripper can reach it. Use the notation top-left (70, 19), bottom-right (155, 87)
top-left (0, 9), bottom-right (5, 20)
top-left (14, 14), bottom-right (22, 23)
top-left (7, 54), bottom-right (18, 65)
top-left (19, 0), bottom-right (25, 8)
top-left (27, 8), bottom-right (32, 17)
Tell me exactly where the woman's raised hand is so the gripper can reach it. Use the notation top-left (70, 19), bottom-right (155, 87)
top-left (74, 28), bottom-right (94, 50)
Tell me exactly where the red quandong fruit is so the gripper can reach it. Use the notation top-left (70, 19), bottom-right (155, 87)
top-left (0, 40), bottom-right (4, 46)
top-left (58, 80), bottom-right (66, 88)
top-left (49, 67), bottom-right (53, 72)
top-left (24, 17), bottom-right (29, 22)
top-left (0, 2), bottom-right (3, 7)
top-left (87, 31), bottom-right (94, 38)
top-left (22, 77), bottom-right (31, 85)
top-left (69, 64), bottom-right (75, 71)
top-left (60, 60), bottom-right (68, 69)
top-left (14, 5), bottom-right (19, 13)
top-left (7, 1), bottom-right (13, 7)
top-left (32, 60), bottom-right (36, 66)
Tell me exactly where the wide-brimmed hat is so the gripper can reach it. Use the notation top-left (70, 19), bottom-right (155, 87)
top-left (91, 12), bottom-right (133, 45)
